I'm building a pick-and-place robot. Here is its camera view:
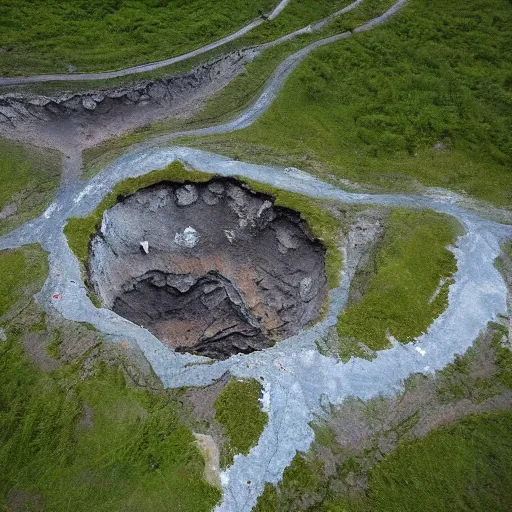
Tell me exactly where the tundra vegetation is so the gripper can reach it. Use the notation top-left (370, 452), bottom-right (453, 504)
top-left (338, 208), bottom-right (460, 357)
top-left (254, 411), bottom-right (512, 511)
top-left (214, 378), bottom-right (268, 468)
top-left (0, 246), bottom-right (221, 511)
top-left (192, 0), bottom-right (512, 208)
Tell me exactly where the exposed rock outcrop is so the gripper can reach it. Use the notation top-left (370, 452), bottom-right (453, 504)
top-left (0, 50), bottom-right (257, 126)
top-left (88, 178), bottom-right (327, 359)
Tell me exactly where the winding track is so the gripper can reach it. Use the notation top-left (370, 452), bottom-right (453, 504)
top-left (62, 0), bottom-right (408, 183)
top-left (0, 0), bottom-right (368, 87)
top-left (1, 1), bottom-right (511, 511)
top-left (1, 148), bottom-right (510, 512)
top-left (0, 0), bottom-right (291, 86)
top-left (0, 0), bottom-right (369, 88)
top-left (0, 0), bottom-right (361, 87)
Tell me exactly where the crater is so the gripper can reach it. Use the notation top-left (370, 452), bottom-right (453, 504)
top-left (88, 178), bottom-right (327, 360)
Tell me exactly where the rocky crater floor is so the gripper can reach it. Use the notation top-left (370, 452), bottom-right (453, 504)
top-left (88, 178), bottom-right (327, 359)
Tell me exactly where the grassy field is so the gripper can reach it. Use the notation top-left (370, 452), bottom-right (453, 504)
top-left (0, 0), bottom-right (275, 76)
top-left (0, 341), bottom-right (221, 511)
top-left (191, 0), bottom-right (512, 208)
top-left (214, 378), bottom-right (268, 468)
top-left (0, 245), bottom-right (48, 319)
top-left (0, 138), bottom-right (60, 236)
top-left (237, 0), bottom-right (353, 45)
top-left (357, 411), bottom-right (512, 512)
top-left (338, 209), bottom-right (459, 356)
top-left (0, 247), bottom-right (220, 511)
top-left (81, 0), bottom-right (396, 178)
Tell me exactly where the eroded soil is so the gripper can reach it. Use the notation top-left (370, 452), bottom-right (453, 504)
top-left (89, 178), bottom-right (327, 359)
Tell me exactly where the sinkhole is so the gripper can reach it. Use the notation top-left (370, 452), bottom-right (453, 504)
top-left (88, 178), bottom-right (327, 360)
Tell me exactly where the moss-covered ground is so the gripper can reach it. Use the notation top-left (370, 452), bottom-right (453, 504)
top-left (0, 138), bottom-right (60, 236)
top-left (0, 0), bottom-right (275, 76)
top-left (254, 411), bottom-right (512, 512)
top-left (190, 0), bottom-right (512, 208)
top-left (0, 245), bottom-right (49, 319)
top-left (0, 246), bottom-right (221, 511)
top-left (338, 208), bottom-right (460, 356)
top-left (214, 378), bottom-right (268, 468)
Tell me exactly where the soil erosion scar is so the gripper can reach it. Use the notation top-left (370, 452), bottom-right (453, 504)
top-left (88, 178), bottom-right (327, 360)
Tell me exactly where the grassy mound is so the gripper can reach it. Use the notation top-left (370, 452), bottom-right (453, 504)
top-left (338, 208), bottom-right (460, 356)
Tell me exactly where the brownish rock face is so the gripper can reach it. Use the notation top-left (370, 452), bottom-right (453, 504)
top-left (88, 178), bottom-right (327, 360)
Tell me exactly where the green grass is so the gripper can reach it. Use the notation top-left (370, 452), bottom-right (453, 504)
top-left (237, 0), bottom-right (353, 46)
top-left (191, 0), bottom-right (512, 208)
top-left (237, 178), bottom-right (343, 288)
top-left (0, 138), bottom-right (60, 236)
top-left (254, 453), bottom-right (325, 512)
top-left (0, 0), bottom-right (275, 76)
top-left (338, 209), bottom-right (459, 355)
top-left (214, 378), bottom-right (268, 467)
top-left (358, 411), bottom-right (512, 512)
top-left (490, 323), bottom-right (512, 390)
top-left (46, 328), bottom-right (64, 359)
top-left (64, 161), bottom-right (214, 268)
top-left (0, 0), bottom-right (359, 98)
top-left (81, 0), bottom-right (393, 179)
top-left (0, 245), bottom-right (220, 511)
top-left (435, 323), bottom-right (511, 405)
top-left (255, 411), bottom-right (512, 512)
top-left (0, 341), bottom-right (221, 511)
top-left (0, 245), bottom-right (48, 319)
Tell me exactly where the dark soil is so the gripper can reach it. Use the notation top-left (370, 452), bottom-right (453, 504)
top-left (89, 178), bottom-right (327, 359)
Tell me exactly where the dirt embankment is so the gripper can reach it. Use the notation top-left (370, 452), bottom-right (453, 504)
top-left (0, 49), bottom-right (258, 153)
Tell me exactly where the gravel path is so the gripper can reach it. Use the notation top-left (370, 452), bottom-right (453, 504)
top-left (0, 0), bottom-right (368, 87)
top-left (1, 147), bottom-right (510, 512)
top-left (2, 1), bottom-right (510, 510)
top-left (0, 1), bottom-right (292, 86)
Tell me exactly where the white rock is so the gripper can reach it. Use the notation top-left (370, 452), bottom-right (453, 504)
top-left (140, 241), bottom-right (149, 254)
top-left (175, 184), bottom-right (198, 206)
top-left (207, 182), bottom-right (225, 195)
top-left (174, 227), bottom-right (199, 248)
top-left (299, 277), bottom-right (314, 302)
top-left (0, 328), bottom-right (7, 342)
top-left (257, 200), bottom-right (272, 217)
top-left (82, 97), bottom-right (97, 110)
top-left (415, 346), bottom-right (426, 357)
top-left (224, 230), bottom-right (235, 243)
